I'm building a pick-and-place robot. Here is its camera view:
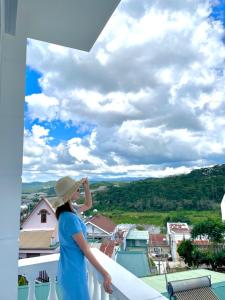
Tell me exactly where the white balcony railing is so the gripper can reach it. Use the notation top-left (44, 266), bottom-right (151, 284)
top-left (18, 248), bottom-right (167, 300)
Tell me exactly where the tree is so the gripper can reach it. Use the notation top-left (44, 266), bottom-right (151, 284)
top-left (214, 250), bottom-right (225, 268)
top-left (177, 240), bottom-right (195, 267)
top-left (18, 275), bottom-right (27, 286)
top-left (191, 219), bottom-right (225, 244)
top-left (189, 219), bottom-right (225, 270)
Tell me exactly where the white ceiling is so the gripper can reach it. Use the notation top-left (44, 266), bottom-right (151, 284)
top-left (17, 0), bottom-right (120, 51)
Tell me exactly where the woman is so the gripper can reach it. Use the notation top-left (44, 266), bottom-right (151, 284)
top-left (55, 176), bottom-right (112, 300)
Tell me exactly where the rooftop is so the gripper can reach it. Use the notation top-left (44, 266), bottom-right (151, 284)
top-left (126, 230), bottom-right (149, 240)
top-left (167, 222), bottom-right (190, 234)
top-left (116, 251), bottom-right (151, 278)
top-left (141, 269), bottom-right (225, 299)
top-left (100, 240), bottom-right (116, 257)
top-left (86, 214), bottom-right (116, 233)
top-left (149, 234), bottom-right (169, 246)
top-left (193, 240), bottom-right (210, 246)
top-left (19, 229), bottom-right (57, 249)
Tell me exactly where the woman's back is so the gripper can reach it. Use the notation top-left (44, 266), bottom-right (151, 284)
top-left (58, 211), bottom-right (90, 300)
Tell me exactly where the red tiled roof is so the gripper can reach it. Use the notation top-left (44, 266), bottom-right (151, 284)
top-left (86, 214), bottom-right (116, 233)
top-left (193, 240), bottom-right (210, 246)
top-left (169, 223), bottom-right (190, 234)
top-left (149, 234), bottom-right (169, 246)
top-left (100, 240), bottom-right (115, 257)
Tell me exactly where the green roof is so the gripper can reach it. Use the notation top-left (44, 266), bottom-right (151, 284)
top-left (126, 230), bottom-right (149, 240)
top-left (141, 269), bottom-right (225, 299)
top-left (213, 282), bottom-right (225, 300)
top-left (116, 251), bottom-right (151, 277)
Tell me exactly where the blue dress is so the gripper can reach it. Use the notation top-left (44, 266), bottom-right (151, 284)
top-left (58, 211), bottom-right (90, 300)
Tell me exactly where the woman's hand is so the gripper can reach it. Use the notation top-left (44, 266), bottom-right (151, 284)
top-left (103, 273), bottom-right (113, 294)
top-left (81, 177), bottom-right (89, 188)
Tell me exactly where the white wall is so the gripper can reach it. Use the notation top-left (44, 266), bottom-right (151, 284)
top-left (22, 201), bottom-right (57, 230)
top-left (86, 223), bottom-right (107, 235)
top-left (173, 233), bottom-right (191, 242)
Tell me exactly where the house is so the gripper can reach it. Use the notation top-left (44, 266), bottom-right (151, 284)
top-left (167, 222), bottom-right (191, 242)
top-left (85, 214), bottom-right (116, 240)
top-left (19, 198), bottom-right (59, 258)
top-left (149, 234), bottom-right (170, 258)
top-left (124, 229), bottom-right (149, 251)
top-left (167, 223), bottom-right (191, 261)
top-left (115, 228), bottom-right (152, 277)
top-left (21, 198), bottom-right (57, 231)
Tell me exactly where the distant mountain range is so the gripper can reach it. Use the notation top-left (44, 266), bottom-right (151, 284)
top-left (22, 178), bottom-right (141, 194)
top-left (22, 181), bottom-right (57, 194)
top-left (22, 164), bottom-right (225, 212)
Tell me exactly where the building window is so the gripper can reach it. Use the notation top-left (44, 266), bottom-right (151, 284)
top-left (154, 247), bottom-right (160, 254)
top-left (38, 209), bottom-right (49, 223)
top-left (41, 211), bottom-right (47, 223)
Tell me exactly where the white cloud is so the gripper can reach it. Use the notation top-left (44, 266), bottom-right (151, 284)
top-left (25, 94), bottom-right (59, 121)
top-left (24, 0), bottom-right (225, 181)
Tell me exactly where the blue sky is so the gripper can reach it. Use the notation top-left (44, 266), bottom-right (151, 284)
top-left (23, 0), bottom-right (225, 182)
top-left (211, 0), bottom-right (225, 25)
top-left (25, 67), bottom-right (93, 146)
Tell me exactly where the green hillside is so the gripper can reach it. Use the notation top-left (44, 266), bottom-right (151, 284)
top-left (93, 164), bottom-right (225, 211)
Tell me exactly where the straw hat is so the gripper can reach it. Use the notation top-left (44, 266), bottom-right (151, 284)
top-left (55, 176), bottom-right (81, 206)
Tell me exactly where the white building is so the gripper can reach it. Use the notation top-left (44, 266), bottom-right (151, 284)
top-left (221, 194), bottom-right (225, 222)
top-left (167, 223), bottom-right (191, 261)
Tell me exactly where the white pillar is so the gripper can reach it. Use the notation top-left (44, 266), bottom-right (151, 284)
top-left (0, 17), bottom-right (27, 300)
top-left (221, 194), bottom-right (225, 222)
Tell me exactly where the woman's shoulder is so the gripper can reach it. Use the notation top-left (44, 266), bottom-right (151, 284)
top-left (60, 211), bottom-right (79, 220)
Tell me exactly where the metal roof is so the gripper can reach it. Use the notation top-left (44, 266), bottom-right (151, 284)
top-left (126, 230), bottom-right (149, 240)
top-left (116, 251), bottom-right (151, 278)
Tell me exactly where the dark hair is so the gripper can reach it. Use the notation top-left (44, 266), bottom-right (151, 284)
top-left (55, 201), bottom-right (74, 220)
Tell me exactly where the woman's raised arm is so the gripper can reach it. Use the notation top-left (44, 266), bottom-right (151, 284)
top-left (77, 178), bottom-right (92, 213)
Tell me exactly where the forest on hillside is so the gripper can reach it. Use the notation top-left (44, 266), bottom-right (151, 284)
top-left (93, 165), bottom-right (225, 211)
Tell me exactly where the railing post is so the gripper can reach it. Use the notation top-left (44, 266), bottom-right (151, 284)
top-left (88, 266), bottom-right (94, 298)
top-left (109, 294), bottom-right (117, 300)
top-left (26, 273), bottom-right (37, 300)
top-left (47, 270), bottom-right (58, 300)
top-left (93, 275), bottom-right (100, 300)
top-left (100, 284), bottom-right (107, 300)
